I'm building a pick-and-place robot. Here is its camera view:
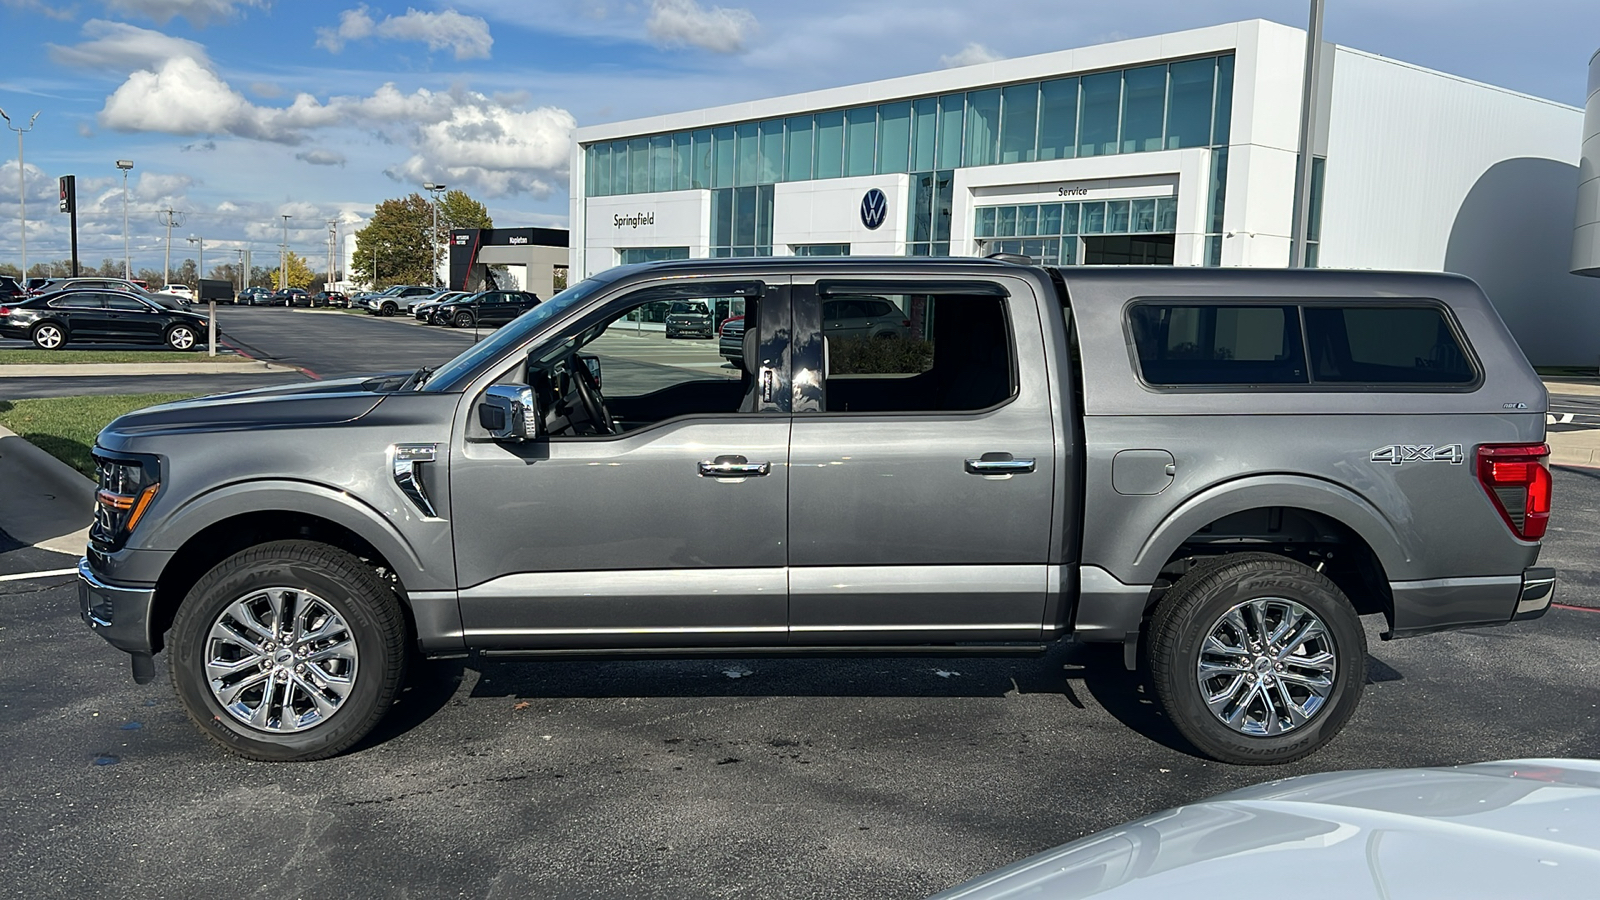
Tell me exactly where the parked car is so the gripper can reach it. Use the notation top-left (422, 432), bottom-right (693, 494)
top-left (162, 284), bottom-right (195, 302)
top-left (32, 277), bottom-right (169, 300)
top-left (236, 287), bottom-right (272, 306)
top-left (718, 314), bottom-right (746, 364)
top-left (363, 285), bottom-right (437, 317)
top-left (76, 259), bottom-right (1555, 762)
top-left (0, 288), bottom-right (208, 350)
top-left (413, 291), bottom-right (468, 321)
top-left (272, 288), bottom-right (311, 307)
top-left (24, 276), bottom-right (51, 295)
top-left (665, 299), bottom-right (714, 338)
top-left (428, 289), bottom-right (540, 328)
top-left (0, 275), bottom-right (23, 300)
top-left (313, 290), bottom-right (348, 308)
top-left (823, 295), bottom-right (912, 339)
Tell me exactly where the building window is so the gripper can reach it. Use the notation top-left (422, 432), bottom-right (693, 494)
top-left (906, 170), bottom-right (953, 257)
top-left (976, 197), bottom-right (1176, 265)
top-left (580, 53), bottom-right (1236, 196)
top-left (1302, 156), bottom-right (1326, 267)
top-left (710, 186), bottom-right (775, 257)
top-left (618, 247), bottom-right (691, 265)
top-left (792, 243), bottom-right (850, 256)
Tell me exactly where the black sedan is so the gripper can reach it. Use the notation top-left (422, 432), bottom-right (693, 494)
top-left (428, 290), bottom-right (540, 328)
top-left (0, 289), bottom-right (209, 350)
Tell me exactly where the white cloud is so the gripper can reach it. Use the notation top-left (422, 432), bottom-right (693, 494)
top-left (97, 58), bottom-right (574, 196)
top-left (48, 20), bottom-right (211, 72)
top-left (102, 0), bottom-right (265, 26)
top-left (295, 149), bottom-right (347, 166)
top-left (646, 0), bottom-right (756, 54)
top-left (3, 0), bottom-right (76, 20)
top-left (315, 6), bottom-right (376, 53)
top-left (376, 8), bottom-right (493, 60)
top-left (318, 6), bottom-right (492, 59)
top-left (939, 42), bottom-right (1002, 68)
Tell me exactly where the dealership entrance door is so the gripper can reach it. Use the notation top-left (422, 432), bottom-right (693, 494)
top-left (1081, 234), bottom-right (1175, 265)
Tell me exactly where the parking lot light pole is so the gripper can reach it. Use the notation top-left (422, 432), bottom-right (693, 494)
top-left (116, 160), bottom-right (133, 278)
top-left (1, 109), bottom-right (40, 280)
top-left (280, 214), bottom-right (291, 291)
top-left (424, 182), bottom-right (446, 288)
top-left (189, 235), bottom-right (214, 356)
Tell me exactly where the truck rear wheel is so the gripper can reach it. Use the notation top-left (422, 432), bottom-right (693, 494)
top-left (1147, 552), bottom-right (1365, 765)
top-left (168, 540), bottom-right (407, 761)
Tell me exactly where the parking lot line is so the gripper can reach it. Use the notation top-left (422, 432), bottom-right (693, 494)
top-left (0, 567), bottom-right (77, 583)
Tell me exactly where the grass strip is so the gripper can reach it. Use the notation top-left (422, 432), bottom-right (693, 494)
top-left (0, 349), bottom-right (227, 365)
top-left (0, 393), bottom-right (197, 477)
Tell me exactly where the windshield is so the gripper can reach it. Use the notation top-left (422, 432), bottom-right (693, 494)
top-left (425, 277), bottom-right (613, 391)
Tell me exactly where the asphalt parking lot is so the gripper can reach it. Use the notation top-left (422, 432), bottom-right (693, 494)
top-left (2, 465), bottom-right (1597, 898)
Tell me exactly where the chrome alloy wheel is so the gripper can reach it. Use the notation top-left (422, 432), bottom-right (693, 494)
top-left (33, 323), bottom-right (63, 349)
top-left (168, 326), bottom-right (195, 349)
top-left (1195, 597), bottom-right (1337, 737)
top-left (204, 587), bottom-right (359, 733)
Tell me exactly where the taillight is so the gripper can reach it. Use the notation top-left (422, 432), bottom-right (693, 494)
top-left (0, 306), bottom-right (9, 316)
top-left (1476, 443), bottom-right (1552, 540)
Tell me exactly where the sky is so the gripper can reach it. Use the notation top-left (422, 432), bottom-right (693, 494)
top-left (0, 0), bottom-right (1597, 278)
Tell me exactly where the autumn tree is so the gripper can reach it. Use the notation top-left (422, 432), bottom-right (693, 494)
top-left (273, 251), bottom-right (316, 290)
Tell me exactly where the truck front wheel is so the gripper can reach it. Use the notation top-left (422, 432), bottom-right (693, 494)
top-left (168, 540), bottom-right (407, 761)
top-left (1147, 552), bottom-right (1365, 765)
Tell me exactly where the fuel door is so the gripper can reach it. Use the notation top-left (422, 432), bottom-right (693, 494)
top-left (1112, 449), bottom-right (1175, 495)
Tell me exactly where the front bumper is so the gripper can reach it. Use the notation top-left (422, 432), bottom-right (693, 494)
top-left (78, 557), bottom-right (157, 658)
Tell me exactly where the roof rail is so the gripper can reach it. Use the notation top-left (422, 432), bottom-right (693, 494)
top-left (984, 252), bottom-right (1034, 265)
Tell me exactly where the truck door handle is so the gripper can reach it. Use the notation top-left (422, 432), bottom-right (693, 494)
top-left (699, 455), bottom-right (770, 478)
top-left (965, 454), bottom-right (1036, 475)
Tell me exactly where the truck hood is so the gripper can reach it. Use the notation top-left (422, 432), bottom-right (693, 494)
top-left (98, 375), bottom-right (392, 443)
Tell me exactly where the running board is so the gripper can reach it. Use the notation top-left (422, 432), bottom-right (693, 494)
top-left (475, 643), bottom-right (1052, 661)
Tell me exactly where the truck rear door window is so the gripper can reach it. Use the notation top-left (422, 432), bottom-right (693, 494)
top-left (820, 293), bottom-right (1015, 413)
top-left (1129, 304), bottom-right (1306, 385)
top-left (1303, 306), bottom-right (1475, 384)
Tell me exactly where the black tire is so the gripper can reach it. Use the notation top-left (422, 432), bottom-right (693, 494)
top-left (380, 302), bottom-right (396, 317)
top-left (30, 321), bottom-right (66, 349)
top-left (1146, 552), bottom-right (1365, 765)
top-left (453, 311), bottom-right (473, 328)
top-left (165, 324), bottom-right (198, 351)
top-left (168, 540), bottom-right (408, 761)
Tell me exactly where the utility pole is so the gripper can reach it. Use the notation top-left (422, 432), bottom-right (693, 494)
top-left (158, 207), bottom-right (184, 285)
top-left (327, 219), bottom-right (337, 291)
top-left (187, 235), bottom-right (204, 281)
top-left (1289, 0), bottom-right (1326, 268)
top-left (234, 248), bottom-right (245, 293)
top-left (280, 214), bottom-right (291, 290)
top-left (116, 160), bottom-right (133, 278)
top-left (1, 108), bottom-right (40, 279)
top-left (424, 182), bottom-right (446, 288)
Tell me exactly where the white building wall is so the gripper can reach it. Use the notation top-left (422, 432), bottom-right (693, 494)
top-left (773, 174), bottom-right (909, 255)
top-left (1322, 47), bottom-right (1599, 365)
top-left (582, 191), bottom-right (711, 277)
top-left (1573, 49), bottom-right (1600, 276)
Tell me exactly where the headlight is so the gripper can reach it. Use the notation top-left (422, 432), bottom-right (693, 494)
top-left (90, 451), bottom-right (161, 552)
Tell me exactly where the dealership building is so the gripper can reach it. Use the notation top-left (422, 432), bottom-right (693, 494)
top-left (571, 19), bottom-right (1600, 366)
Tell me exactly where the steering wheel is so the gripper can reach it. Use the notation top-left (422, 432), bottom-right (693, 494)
top-left (569, 354), bottom-right (616, 435)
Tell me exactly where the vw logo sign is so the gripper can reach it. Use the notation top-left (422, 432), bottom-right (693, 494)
top-left (860, 188), bottom-right (888, 230)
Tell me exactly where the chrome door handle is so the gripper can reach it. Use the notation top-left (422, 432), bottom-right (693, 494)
top-left (699, 455), bottom-right (770, 478)
top-left (965, 455), bottom-right (1036, 475)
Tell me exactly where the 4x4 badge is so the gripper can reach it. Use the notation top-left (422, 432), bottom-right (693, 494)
top-left (1370, 444), bottom-right (1464, 466)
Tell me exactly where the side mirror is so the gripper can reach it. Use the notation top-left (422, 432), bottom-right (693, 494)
top-left (478, 384), bottom-right (540, 441)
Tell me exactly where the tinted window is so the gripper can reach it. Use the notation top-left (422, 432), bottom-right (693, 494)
top-left (105, 295), bottom-right (149, 311)
top-left (1129, 304), bottom-right (1306, 385)
top-left (821, 293), bottom-right (1013, 413)
top-left (49, 294), bottom-right (105, 309)
top-left (1304, 306), bottom-right (1475, 384)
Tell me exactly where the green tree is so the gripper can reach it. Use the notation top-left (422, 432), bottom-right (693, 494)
top-left (352, 194), bottom-right (435, 289)
top-left (439, 189), bottom-right (492, 238)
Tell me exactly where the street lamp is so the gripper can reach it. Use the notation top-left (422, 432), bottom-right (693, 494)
top-left (1, 108), bottom-right (41, 279)
top-left (116, 160), bottom-right (133, 278)
top-left (424, 181), bottom-right (446, 288)
top-left (279, 213), bottom-right (291, 290)
top-left (187, 235), bottom-right (204, 282)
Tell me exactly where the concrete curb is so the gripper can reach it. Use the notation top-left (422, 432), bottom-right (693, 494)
top-left (0, 360), bottom-right (295, 377)
top-left (0, 424), bottom-right (93, 555)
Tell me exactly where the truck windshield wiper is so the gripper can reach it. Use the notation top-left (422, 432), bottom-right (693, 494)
top-left (406, 365), bottom-right (436, 391)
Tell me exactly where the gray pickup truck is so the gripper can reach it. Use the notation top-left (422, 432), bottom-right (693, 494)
top-left (78, 258), bottom-right (1556, 764)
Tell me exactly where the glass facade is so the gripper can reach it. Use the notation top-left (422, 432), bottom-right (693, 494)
top-left (710, 185), bottom-right (775, 257)
top-left (976, 198), bottom-right (1177, 265)
top-left (584, 54), bottom-right (1235, 197)
top-left (792, 243), bottom-right (851, 256)
top-left (618, 246), bottom-right (691, 265)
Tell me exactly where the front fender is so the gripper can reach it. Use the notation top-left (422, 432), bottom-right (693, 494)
top-left (1124, 474), bottom-right (1412, 585)
top-left (143, 478), bottom-right (449, 592)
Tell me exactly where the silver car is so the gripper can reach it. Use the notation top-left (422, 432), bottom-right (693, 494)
top-left (931, 759), bottom-right (1600, 898)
